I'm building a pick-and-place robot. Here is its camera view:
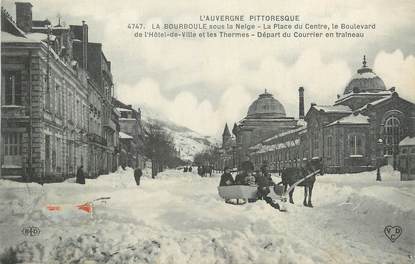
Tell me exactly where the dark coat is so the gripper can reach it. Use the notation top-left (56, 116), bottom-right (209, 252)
top-left (76, 167), bottom-right (85, 184)
top-left (134, 168), bottom-right (143, 177)
top-left (260, 164), bottom-right (269, 176)
top-left (240, 160), bottom-right (254, 172)
top-left (134, 168), bottom-right (143, 186)
top-left (256, 174), bottom-right (275, 198)
top-left (235, 173), bottom-right (247, 185)
top-left (219, 172), bottom-right (234, 186)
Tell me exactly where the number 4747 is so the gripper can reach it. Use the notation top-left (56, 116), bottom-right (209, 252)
top-left (128, 23), bottom-right (145, 29)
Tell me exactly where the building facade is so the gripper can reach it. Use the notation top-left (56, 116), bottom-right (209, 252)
top-left (219, 57), bottom-right (415, 174)
top-left (1, 2), bottom-right (125, 181)
top-left (112, 98), bottom-right (145, 170)
top-left (232, 90), bottom-right (300, 165)
top-left (1, 5), bottom-right (89, 180)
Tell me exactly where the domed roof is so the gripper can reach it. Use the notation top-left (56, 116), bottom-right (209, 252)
top-left (343, 56), bottom-right (387, 95)
top-left (247, 90), bottom-right (286, 118)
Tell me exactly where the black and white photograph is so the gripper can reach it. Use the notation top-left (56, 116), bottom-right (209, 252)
top-left (0, 0), bottom-right (414, 263)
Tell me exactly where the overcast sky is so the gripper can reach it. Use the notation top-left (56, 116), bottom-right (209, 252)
top-left (3, 0), bottom-right (415, 137)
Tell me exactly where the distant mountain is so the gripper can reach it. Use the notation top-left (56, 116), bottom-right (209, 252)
top-left (138, 104), bottom-right (219, 162)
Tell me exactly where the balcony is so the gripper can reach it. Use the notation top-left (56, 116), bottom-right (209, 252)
top-left (1, 105), bottom-right (27, 119)
top-left (103, 118), bottom-right (117, 131)
top-left (87, 133), bottom-right (107, 146)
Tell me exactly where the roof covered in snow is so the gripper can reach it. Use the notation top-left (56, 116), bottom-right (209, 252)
top-left (313, 105), bottom-right (352, 113)
top-left (253, 139), bottom-right (300, 154)
top-left (355, 95), bottom-right (394, 113)
top-left (119, 131), bottom-right (133, 139)
top-left (343, 56), bottom-right (387, 95)
top-left (1, 32), bottom-right (36, 43)
top-left (327, 113), bottom-right (370, 126)
top-left (26, 32), bottom-right (56, 42)
top-left (399, 136), bottom-right (415, 146)
top-left (116, 107), bottom-right (132, 112)
top-left (335, 91), bottom-right (392, 104)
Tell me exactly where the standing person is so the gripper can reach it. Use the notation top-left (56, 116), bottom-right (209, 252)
top-left (189, 166), bottom-right (193, 172)
top-left (184, 166), bottom-right (188, 173)
top-left (235, 170), bottom-right (247, 185)
top-left (219, 167), bottom-right (234, 186)
top-left (240, 155), bottom-right (254, 173)
top-left (260, 161), bottom-right (269, 176)
top-left (76, 165), bottom-right (85, 184)
top-left (134, 167), bottom-right (143, 186)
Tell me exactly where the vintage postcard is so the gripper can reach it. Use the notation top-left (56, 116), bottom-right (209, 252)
top-left (0, 0), bottom-right (414, 263)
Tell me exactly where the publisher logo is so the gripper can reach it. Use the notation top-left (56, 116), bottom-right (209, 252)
top-left (384, 225), bottom-right (402, 243)
top-left (21, 226), bottom-right (40, 237)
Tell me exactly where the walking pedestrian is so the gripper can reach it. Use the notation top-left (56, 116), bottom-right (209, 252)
top-left (134, 167), bottom-right (143, 186)
top-left (76, 165), bottom-right (85, 184)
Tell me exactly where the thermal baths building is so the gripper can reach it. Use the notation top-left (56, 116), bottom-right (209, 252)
top-left (219, 89), bottom-right (303, 169)
top-left (219, 57), bottom-right (415, 173)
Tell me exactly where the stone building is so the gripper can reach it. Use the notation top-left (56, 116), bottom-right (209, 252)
top-left (217, 123), bottom-right (236, 169)
top-left (1, 2), bottom-right (120, 180)
top-left (228, 90), bottom-right (300, 168)
top-left (245, 57), bottom-right (415, 173)
top-left (1, 4), bottom-right (89, 180)
top-left (112, 98), bottom-right (145, 169)
top-left (70, 23), bottom-right (117, 176)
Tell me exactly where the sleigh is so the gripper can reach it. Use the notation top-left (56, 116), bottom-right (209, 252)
top-left (217, 170), bottom-right (320, 209)
top-left (217, 185), bottom-right (287, 204)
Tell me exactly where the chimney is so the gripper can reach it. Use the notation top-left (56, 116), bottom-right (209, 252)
top-left (82, 21), bottom-right (88, 70)
top-left (298, 87), bottom-right (305, 119)
top-left (15, 2), bottom-right (33, 33)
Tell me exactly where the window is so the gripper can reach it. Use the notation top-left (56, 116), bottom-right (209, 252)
top-left (3, 133), bottom-right (22, 156)
top-left (327, 136), bottom-right (333, 157)
top-left (3, 71), bottom-right (22, 105)
top-left (56, 137), bottom-right (61, 172)
top-left (82, 105), bottom-right (86, 129)
top-left (68, 93), bottom-right (73, 120)
top-left (76, 99), bottom-right (80, 126)
top-left (384, 116), bottom-right (401, 155)
top-left (56, 84), bottom-right (62, 115)
top-left (348, 134), bottom-right (364, 156)
top-left (121, 112), bottom-right (128, 118)
top-left (312, 132), bottom-right (319, 157)
top-left (45, 135), bottom-right (51, 173)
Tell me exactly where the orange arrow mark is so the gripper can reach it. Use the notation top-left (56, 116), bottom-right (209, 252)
top-left (76, 203), bottom-right (93, 213)
top-left (46, 205), bottom-right (61, 211)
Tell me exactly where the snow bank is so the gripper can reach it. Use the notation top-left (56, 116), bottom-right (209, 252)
top-left (0, 166), bottom-right (413, 263)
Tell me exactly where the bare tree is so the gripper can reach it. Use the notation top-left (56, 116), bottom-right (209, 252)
top-left (194, 147), bottom-right (221, 168)
top-left (144, 122), bottom-right (180, 178)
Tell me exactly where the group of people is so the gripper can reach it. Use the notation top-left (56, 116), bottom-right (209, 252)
top-left (197, 165), bottom-right (213, 177)
top-left (219, 159), bottom-right (281, 210)
top-left (183, 166), bottom-right (193, 172)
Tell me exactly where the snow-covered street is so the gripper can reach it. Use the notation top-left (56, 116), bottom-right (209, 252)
top-left (0, 167), bottom-right (414, 264)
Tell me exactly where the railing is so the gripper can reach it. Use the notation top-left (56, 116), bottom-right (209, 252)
top-left (87, 133), bottom-right (107, 146)
top-left (1, 105), bottom-right (27, 118)
top-left (103, 118), bottom-right (117, 131)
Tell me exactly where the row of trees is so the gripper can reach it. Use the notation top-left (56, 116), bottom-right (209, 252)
top-left (193, 147), bottom-right (221, 168)
top-left (143, 122), bottom-right (185, 178)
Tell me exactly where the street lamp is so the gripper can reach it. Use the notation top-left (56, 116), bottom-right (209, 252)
top-left (376, 138), bottom-right (383, 181)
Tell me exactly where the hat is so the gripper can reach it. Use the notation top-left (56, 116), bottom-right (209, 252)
top-left (224, 166), bottom-right (230, 171)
